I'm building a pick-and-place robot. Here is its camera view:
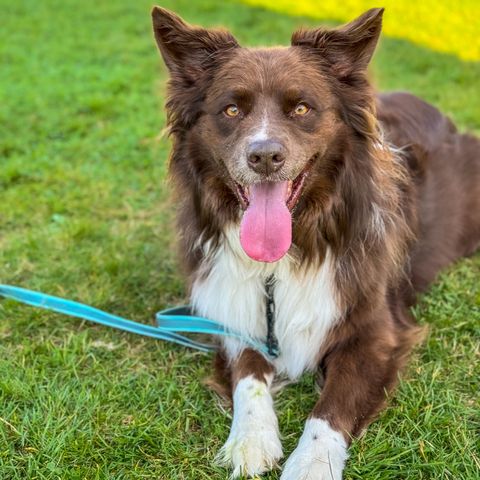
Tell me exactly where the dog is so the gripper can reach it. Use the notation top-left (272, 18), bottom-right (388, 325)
top-left (151, 6), bottom-right (480, 479)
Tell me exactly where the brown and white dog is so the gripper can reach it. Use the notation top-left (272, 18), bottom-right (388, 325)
top-left (151, 6), bottom-right (480, 479)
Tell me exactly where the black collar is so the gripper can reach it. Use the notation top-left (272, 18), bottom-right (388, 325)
top-left (265, 274), bottom-right (279, 358)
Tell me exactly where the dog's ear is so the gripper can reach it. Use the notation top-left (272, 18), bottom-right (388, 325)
top-left (152, 7), bottom-right (239, 81)
top-left (291, 8), bottom-right (384, 78)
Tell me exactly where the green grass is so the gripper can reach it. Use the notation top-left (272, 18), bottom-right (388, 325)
top-left (1, 0), bottom-right (479, 478)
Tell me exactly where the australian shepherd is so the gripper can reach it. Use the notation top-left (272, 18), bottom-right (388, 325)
top-left (151, 6), bottom-right (480, 479)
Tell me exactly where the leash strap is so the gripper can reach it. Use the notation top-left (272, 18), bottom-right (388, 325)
top-left (0, 284), bottom-right (272, 356)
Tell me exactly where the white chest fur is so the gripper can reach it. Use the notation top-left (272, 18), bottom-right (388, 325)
top-left (191, 226), bottom-right (342, 380)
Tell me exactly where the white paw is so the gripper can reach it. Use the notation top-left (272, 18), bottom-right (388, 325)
top-left (217, 375), bottom-right (283, 478)
top-left (218, 420), bottom-right (283, 477)
top-left (280, 419), bottom-right (348, 480)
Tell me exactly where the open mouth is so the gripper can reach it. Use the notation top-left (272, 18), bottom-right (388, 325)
top-left (235, 162), bottom-right (311, 211)
top-left (235, 160), bottom-right (315, 263)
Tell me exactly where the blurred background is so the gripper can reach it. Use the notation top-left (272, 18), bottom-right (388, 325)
top-left (1, 1), bottom-right (479, 479)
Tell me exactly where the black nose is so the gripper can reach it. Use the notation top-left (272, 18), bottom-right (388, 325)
top-left (247, 139), bottom-right (286, 175)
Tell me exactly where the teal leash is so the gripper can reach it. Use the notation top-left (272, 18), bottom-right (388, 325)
top-left (0, 284), bottom-right (277, 358)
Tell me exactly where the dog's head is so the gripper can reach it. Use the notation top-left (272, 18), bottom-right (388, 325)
top-left (152, 7), bottom-right (384, 262)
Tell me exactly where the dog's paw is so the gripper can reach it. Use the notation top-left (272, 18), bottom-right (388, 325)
top-left (217, 375), bottom-right (283, 478)
top-left (280, 419), bottom-right (348, 480)
top-left (217, 422), bottom-right (283, 477)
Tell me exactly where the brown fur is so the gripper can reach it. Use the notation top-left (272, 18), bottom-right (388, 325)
top-left (152, 3), bottom-right (480, 458)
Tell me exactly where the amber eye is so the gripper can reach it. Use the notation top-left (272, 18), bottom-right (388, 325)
top-left (224, 105), bottom-right (240, 117)
top-left (294, 103), bottom-right (310, 116)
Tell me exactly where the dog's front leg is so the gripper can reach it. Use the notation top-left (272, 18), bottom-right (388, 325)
top-left (218, 348), bottom-right (283, 478)
top-left (281, 307), bottom-right (404, 480)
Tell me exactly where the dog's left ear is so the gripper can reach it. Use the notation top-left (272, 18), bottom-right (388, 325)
top-left (291, 8), bottom-right (384, 78)
top-left (152, 7), bottom-right (239, 82)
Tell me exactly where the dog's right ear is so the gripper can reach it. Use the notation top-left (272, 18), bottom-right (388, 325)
top-left (152, 7), bottom-right (239, 81)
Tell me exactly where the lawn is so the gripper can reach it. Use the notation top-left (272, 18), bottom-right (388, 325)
top-left (0, 0), bottom-right (479, 479)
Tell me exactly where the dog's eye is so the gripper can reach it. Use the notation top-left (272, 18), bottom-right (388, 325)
top-left (224, 105), bottom-right (240, 117)
top-left (293, 103), bottom-right (310, 116)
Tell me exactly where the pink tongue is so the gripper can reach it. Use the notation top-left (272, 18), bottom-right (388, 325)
top-left (240, 181), bottom-right (292, 262)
